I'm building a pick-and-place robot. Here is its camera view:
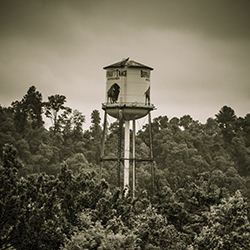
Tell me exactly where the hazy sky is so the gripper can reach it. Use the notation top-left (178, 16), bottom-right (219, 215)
top-left (1, 0), bottom-right (250, 129)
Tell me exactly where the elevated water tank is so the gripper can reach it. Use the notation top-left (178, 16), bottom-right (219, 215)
top-left (102, 58), bottom-right (155, 121)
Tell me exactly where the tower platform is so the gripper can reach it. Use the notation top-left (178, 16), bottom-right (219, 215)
top-left (102, 102), bottom-right (155, 121)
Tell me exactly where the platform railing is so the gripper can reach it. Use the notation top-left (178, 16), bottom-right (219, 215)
top-left (102, 102), bottom-right (155, 109)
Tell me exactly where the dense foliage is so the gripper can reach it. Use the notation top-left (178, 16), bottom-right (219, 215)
top-left (1, 86), bottom-right (250, 249)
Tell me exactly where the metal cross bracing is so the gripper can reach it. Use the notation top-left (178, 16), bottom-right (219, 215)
top-left (99, 108), bottom-right (155, 198)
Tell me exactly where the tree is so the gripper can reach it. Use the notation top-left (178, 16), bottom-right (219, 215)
top-left (57, 108), bottom-right (73, 138)
top-left (84, 109), bottom-right (102, 164)
top-left (11, 100), bottom-right (29, 134)
top-left (12, 173), bottom-right (69, 250)
top-left (216, 106), bottom-right (237, 142)
top-left (235, 113), bottom-right (250, 147)
top-left (22, 86), bottom-right (44, 129)
top-left (0, 106), bottom-right (16, 159)
top-left (90, 109), bottom-right (102, 140)
top-left (0, 144), bottom-right (22, 249)
top-left (134, 206), bottom-right (188, 249)
top-left (193, 190), bottom-right (250, 249)
top-left (56, 109), bottom-right (85, 155)
top-left (204, 118), bottom-right (220, 136)
top-left (65, 153), bottom-right (89, 173)
top-left (71, 109), bottom-right (85, 141)
top-left (231, 136), bottom-right (250, 176)
top-left (180, 115), bottom-right (193, 130)
top-left (62, 212), bottom-right (136, 250)
top-left (44, 94), bottom-right (71, 133)
top-left (11, 86), bottom-right (44, 132)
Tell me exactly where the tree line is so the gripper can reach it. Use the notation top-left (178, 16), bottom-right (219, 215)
top-left (1, 85), bottom-right (250, 249)
top-left (0, 86), bottom-right (103, 177)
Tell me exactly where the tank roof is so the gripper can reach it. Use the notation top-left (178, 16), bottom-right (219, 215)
top-left (103, 57), bottom-right (154, 70)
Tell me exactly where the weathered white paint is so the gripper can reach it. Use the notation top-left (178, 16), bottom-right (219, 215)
top-left (124, 120), bottom-right (130, 194)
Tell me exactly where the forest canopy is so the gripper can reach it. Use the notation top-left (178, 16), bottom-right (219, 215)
top-left (1, 86), bottom-right (250, 249)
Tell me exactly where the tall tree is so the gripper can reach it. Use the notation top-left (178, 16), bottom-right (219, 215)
top-left (22, 86), bottom-right (44, 129)
top-left (72, 109), bottom-right (85, 138)
top-left (44, 94), bottom-right (71, 133)
top-left (216, 106), bottom-right (237, 142)
top-left (57, 108), bottom-right (73, 138)
top-left (11, 100), bottom-right (28, 133)
top-left (11, 86), bottom-right (44, 132)
top-left (90, 109), bottom-right (102, 140)
top-left (83, 110), bottom-right (102, 164)
top-left (57, 109), bottom-right (85, 142)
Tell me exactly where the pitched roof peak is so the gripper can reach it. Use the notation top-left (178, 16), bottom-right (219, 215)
top-left (103, 58), bottom-right (153, 70)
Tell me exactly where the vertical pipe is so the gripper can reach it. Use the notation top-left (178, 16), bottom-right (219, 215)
top-left (99, 110), bottom-right (107, 184)
top-left (148, 112), bottom-right (154, 197)
top-left (117, 109), bottom-right (123, 189)
top-left (132, 119), bottom-right (136, 199)
top-left (124, 120), bottom-right (130, 194)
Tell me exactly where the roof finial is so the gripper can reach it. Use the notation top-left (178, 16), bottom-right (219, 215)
top-left (121, 57), bottom-right (129, 66)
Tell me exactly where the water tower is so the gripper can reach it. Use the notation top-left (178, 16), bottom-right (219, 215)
top-left (99, 58), bottom-right (155, 196)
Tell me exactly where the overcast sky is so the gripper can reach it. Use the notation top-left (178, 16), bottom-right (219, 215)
top-left (1, 0), bottom-right (250, 129)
